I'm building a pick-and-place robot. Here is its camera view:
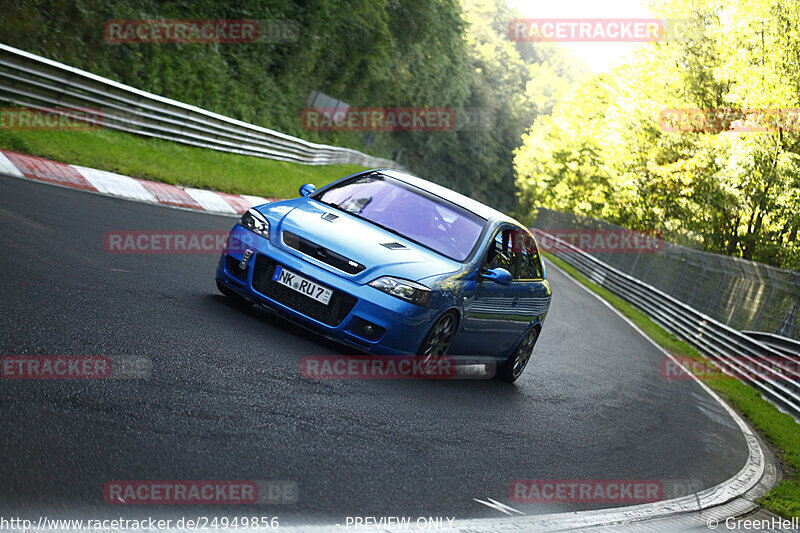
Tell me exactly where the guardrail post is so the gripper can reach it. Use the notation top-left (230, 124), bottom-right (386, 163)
top-left (752, 269), bottom-right (776, 331)
top-left (706, 257), bottom-right (727, 316)
top-left (656, 252), bottom-right (674, 287)
top-left (777, 273), bottom-right (800, 337)
top-left (671, 256), bottom-right (688, 293)
top-left (725, 278), bottom-right (748, 327)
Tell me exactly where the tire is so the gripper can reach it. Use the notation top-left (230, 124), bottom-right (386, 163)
top-left (418, 311), bottom-right (458, 362)
top-left (216, 280), bottom-right (252, 307)
top-left (496, 326), bottom-right (539, 383)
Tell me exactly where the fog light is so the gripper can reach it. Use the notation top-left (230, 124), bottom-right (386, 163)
top-left (348, 318), bottom-right (385, 341)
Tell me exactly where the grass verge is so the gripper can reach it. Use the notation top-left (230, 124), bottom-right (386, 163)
top-left (543, 251), bottom-right (800, 519)
top-left (0, 129), bottom-right (369, 199)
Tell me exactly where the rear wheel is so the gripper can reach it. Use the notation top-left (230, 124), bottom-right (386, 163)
top-left (496, 326), bottom-right (539, 383)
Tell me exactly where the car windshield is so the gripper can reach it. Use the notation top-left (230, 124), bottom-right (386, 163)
top-left (315, 175), bottom-right (486, 261)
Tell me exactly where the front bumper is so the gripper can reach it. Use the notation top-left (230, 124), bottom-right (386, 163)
top-left (216, 225), bottom-right (440, 355)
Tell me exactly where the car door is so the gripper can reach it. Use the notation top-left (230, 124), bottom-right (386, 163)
top-left (454, 226), bottom-right (530, 357)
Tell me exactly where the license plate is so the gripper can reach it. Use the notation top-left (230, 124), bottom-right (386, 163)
top-left (272, 266), bottom-right (333, 305)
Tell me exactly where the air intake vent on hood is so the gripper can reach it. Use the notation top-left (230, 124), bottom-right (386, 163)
top-left (381, 242), bottom-right (407, 250)
top-left (321, 212), bottom-right (339, 222)
top-left (283, 231), bottom-right (365, 275)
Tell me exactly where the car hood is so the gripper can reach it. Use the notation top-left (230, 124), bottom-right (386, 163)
top-left (271, 199), bottom-right (462, 283)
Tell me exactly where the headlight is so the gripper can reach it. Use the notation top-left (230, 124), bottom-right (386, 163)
top-left (368, 276), bottom-right (432, 306)
top-left (240, 208), bottom-right (270, 237)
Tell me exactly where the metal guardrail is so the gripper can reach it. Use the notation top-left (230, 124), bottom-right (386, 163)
top-left (0, 43), bottom-right (402, 169)
top-left (534, 208), bottom-right (800, 341)
top-left (534, 229), bottom-right (800, 419)
top-left (742, 331), bottom-right (800, 358)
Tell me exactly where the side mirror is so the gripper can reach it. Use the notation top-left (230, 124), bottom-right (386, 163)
top-left (480, 267), bottom-right (512, 286)
top-left (299, 183), bottom-right (317, 197)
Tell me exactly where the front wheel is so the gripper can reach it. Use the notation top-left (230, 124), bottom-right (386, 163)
top-left (496, 326), bottom-right (539, 383)
top-left (418, 311), bottom-right (458, 362)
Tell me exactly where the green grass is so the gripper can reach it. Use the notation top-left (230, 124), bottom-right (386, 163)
top-left (543, 251), bottom-right (800, 519)
top-left (0, 129), bottom-right (368, 199)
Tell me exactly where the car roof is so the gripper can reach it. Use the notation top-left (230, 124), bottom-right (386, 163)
top-left (377, 169), bottom-right (514, 224)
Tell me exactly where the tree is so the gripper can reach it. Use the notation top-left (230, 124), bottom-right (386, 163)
top-left (514, 0), bottom-right (800, 269)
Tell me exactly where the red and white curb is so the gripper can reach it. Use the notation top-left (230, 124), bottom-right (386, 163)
top-left (0, 149), bottom-right (279, 215)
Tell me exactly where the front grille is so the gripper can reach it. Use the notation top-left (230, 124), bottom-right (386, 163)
top-left (251, 255), bottom-right (357, 327)
top-left (282, 231), bottom-right (365, 275)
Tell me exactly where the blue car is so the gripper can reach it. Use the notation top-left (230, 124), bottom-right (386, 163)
top-left (215, 170), bottom-right (551, 382)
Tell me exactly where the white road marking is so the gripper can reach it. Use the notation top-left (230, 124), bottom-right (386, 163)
top-left (473, 498), bottom-right (525, 516)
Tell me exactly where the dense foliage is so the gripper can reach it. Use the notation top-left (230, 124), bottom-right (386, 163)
top-left (514, 0), bottom-right (800, 269)
top-left (0, 0), bottom-right (582, 211)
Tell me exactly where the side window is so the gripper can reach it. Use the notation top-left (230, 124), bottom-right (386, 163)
top-left (485, 228), bottom-right (544, 280)
top-left (486, 229), bottom-right (514, 272)
top-left (518, 244), bottom-right (544, 280)
top-left (510, 229), bottom-right (544, 281)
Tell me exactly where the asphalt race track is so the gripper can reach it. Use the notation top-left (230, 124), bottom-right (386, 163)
top-left (0, 174), bottom-right (750, 525)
